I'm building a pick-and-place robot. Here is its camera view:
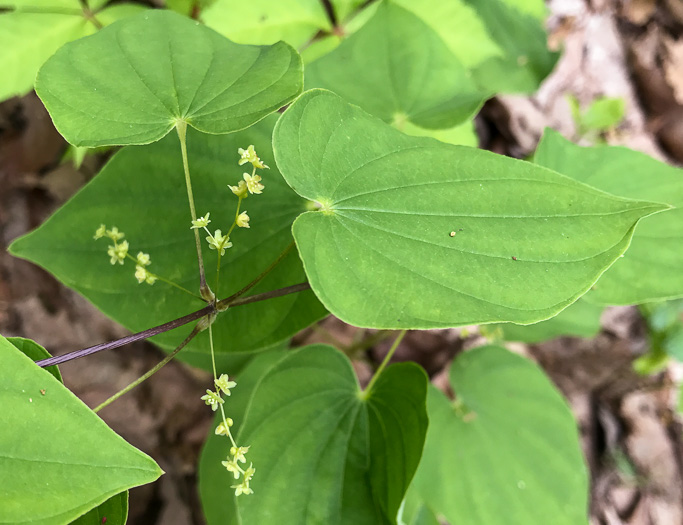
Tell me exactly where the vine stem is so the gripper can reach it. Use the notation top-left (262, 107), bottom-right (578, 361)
top-left (36, 305), bottom-right (214, 367)
top-left (34, 282), bottom-right (310, 368)
top-left (176, 120), bottom-right (212, 301)
top-left (226, 281), bottom-right (310, 307)
top-left (35, 241), bottom-right (304, 369)
top-left (363, 330), bottom-right (406, 396)
top-left (93, 325), bottom-right (201, 413)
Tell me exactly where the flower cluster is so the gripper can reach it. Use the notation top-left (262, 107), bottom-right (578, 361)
top-left (201, 374), bottom-right (255, 496)
top-left (238, 144), bottom-right (268, 170)
top-left (193, 145), bottom-right (266, 258)
top-left (191, 213), bottom-right (236, 257)
top-left (229, 144), bottom-right (269, 198)
top-left (94, 225), bottom-right (157, 285)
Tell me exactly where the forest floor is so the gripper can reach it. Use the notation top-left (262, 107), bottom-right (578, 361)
top-left (1, 0), bottom-right (682, 523)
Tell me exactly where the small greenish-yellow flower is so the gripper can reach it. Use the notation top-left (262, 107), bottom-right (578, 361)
top-left (215, 418), bottom-right (234, 435)
top-left (136, 252), bottom-right (151, 266)
top-left (231, 481), bottom-right (254, 496)
top-left (206, 230), bottom-right (233, 256)
top-left (230, 445), bottom-right (250, 464)
top-left (238, 144), bottom-right (268, 169)
top-left (229, 180), bottom-right (249, 199)
top-left (107, 240), bottom-right (129, 265)
top-left (106, 227), bottom-right (125, 241)
top-left (215, 374), bottom-right (237, 395)
top-left (201, 390), bottom-right (224, 411)
top-left (243, 463), bottom-right (255, 483)
top-left (236, 211), bottom-right (250, 228)
top-left (243, 173), bottom-right (264, 195)
top-left (221, 457), bottom-right (242, 479)
top-left (135, 265), bottom-right (147, 283)
top-left (191, 213), bottom-right (211, 229)
top-left (94, 224), bottom-right (106, 240)
top-left (135, 265), bottom-right (157, 285)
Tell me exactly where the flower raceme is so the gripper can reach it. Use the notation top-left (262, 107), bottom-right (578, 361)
top-left (201, 374), bottom-right (255, 496)
top-left (93, 225), bottom-right (158, 285)
top-left (94, 145), bottom-right (266, 496)
top-left (230, 144), bottom-right (268, 197)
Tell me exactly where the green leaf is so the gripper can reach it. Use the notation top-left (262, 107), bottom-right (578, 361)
top-left (581, 97), bottom-right (625, 133)
top-left (200, 345), bottom-right (428, 525)
top-left (86, 0), bottom-right (109, 10)
top-left (641, 298), bottom-right (683, 332)
top-left (0, 2), bottom-right (96, 101)
top-left (401, 119), bottom-right (478, 147)
top-left (499, 0), bottom-right (548, 19)
top-left (95, 3), bottom-right (148, 26)
top-left (535, 129), bottom-right (683, 304)
top-left (10, 117), bottom-right (327, 364)
top-left (331, 0), bottom-right (365, 21)
top-left (299, 34), bottom-right (342, 64)
top-left (5, 338), bottom-right (130, 525)
top-left (391, 0), bottom-right (503, 69)
top-left (488, 299), bottom-right (603, 343)
top-left (202, 0), bottom-right (331, 49)
top-left (664, 326), bottom-right (683, 361)
top-left (0, 1), bottom-right (84, 8)
top-left (412, 345), bottom-right (588, 525)
top-left (633, 349), bottom-right (669, 375)
top-left (71, 492), bottom-right (128, 525)
top-left (640, 299), bottom-right (683, 363)
top-left (399, 482), bottom-right (441, 525)
top-left (0, 1), bottom-right (147, 102)
top-left (36, 9), bottom-right (303, 147)
top-left (305, 2), bottom-right (485, 130)
top-left (166, 0), bottom-right (194, 16)
top-left (7, 337), bottom-right (62, 382)
top-left (465, 0), bottom-right (559, 93)
top-left (273, 90), bottom-right (667, 328)
top-left (0, 335), bottom-right (161, 524)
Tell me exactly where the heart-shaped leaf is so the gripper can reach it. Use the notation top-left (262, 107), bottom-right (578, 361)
top-left (36, 9), bottom-right (303, 147)
top-left (0, 335), bottom-right (161, 524)
top-left (412, 345), bottom-right (588, 525)
top-left (535, 129), bottom-right (683, 305)
top-left (305, 2), bottom-right (485, 130)
top-left (199, 345), bottom-right (428, 525)
top-left (9, 117), bottom-right (327, 365)
top-left (272, 89), bottom-right (667, 329)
